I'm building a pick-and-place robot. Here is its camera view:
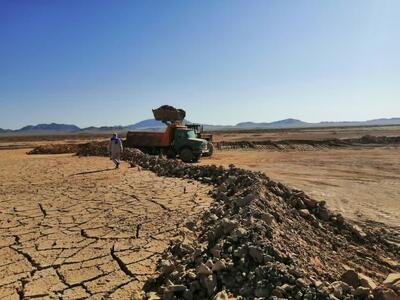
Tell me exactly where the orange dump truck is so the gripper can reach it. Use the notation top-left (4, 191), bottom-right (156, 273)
top-left (125, 124), bottom-right (210, 162)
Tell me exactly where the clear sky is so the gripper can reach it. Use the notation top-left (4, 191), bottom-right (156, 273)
top-left (1, 0), bottom-right (399, 129)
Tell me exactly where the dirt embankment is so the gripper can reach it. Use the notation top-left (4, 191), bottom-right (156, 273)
top-left (27, 141), bottom-right (108, 155)
top-left (75, 143), bottom-right (400, 300)
top-left (214, 135), bottom-right (400, 151)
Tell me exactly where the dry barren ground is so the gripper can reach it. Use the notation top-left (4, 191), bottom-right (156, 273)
top-left (212, 125), bottom-right (400, 142)
top-left (0, 150), bottom-right (212, 299)
top-left (201, 147), bottom-right (400, 229)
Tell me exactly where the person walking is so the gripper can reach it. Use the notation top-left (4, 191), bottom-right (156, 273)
top-left (108, 133), bottom-right (123, 168)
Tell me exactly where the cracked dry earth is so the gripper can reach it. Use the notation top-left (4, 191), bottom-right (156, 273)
top-left (0, 149), bottom-right (212, 299)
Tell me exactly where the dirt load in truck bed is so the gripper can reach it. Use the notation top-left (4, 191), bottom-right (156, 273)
top-left (152, 105), bottom-right (186, 123)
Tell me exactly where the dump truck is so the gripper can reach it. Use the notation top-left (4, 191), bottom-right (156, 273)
top-left (125, 106), bottom-right (211, 162)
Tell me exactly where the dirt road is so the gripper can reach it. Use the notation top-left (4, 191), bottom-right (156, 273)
top-left (0, 150), bottom-right (212, 299)
top-left (201, 147), bottom-right (400, 228)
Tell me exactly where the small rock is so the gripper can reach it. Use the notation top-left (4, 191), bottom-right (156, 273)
top-left (221, 218), bottom-right (238, 234)
top-left (341, 270), bottom-right (360, 288)
top-left (146, 292), bottom-right (161, 300)
top-left (271, 287), bottom-right (285, 298)
top-left (296, 278), bottom-right (308, 288)
top-left (260, 212), bottom-right (274, 225)
top-left (359, 273), bottom-right (377, 290)
top-left (213, 290), bottom-right (229, 300)
top-left (186, 271), bottom-right (196, 280)
top-left (312, 280), bottom-right (323, 288)
top-left (248, 246), bottom-right (264, 263)
top-left (234, 194), bottom-right (255, 207)
top-left (205, 259), bottom-right (214, 269)
top-left (280, 283), bottom-right (292, 292)
top-left (373, 287), bottom-right (399, 300)
top-left (336, 214), bottom-right (345, 224)
top-left (350, 224), bottom-right (367, 239)
top-left (331, 281), bottom-right (352, 298)
top-left (353, 286), bottom-right (371, 296)
top-left (212, 259), bottom-right (227, 272)
top-left (164, 284), bottom-right (187, 293)
top-left (202, 275), bottom-right (217, 296)
top-left (318, 207), bottom-right (330, 221)
top-left (383, 273), bottom-right (400, 289)
top-left (159, 260), bottom-right (175, 275)
top-left (299, 209), bottom-right (311, 219)
top-left (230, 227), bottom-right (248, 241)
top-left (196, 263), bottom-right (213, 276)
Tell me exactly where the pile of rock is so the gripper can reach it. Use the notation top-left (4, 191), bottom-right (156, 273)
top-left (328, 270), bottom-right (400, 299)
top-left (215, 140), bottom-right (345, 151)
top-left (28, 143), bottom-right (80, 154)
top-left (76, 141), bottom-right (109, 157)
top-left (215, 135), bottom-right (400, 151)
top-left (28, 140), bottom-right (109, 155)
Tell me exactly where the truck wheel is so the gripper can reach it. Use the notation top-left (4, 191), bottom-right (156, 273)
top-left (192, 153), bottom-right (201, 163)
top-left (166, 148), bottom-right (177, 159)
top-left (180, 148), bottom-right (194, 163)
top-left (204, 143), bottom-right (214, 157)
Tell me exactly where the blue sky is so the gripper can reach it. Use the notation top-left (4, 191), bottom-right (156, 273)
top-left (0, 0), bottom-right (399, 129)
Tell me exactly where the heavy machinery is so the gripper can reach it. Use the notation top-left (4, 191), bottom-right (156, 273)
top-left (125, 106), bottom-right (212, 162)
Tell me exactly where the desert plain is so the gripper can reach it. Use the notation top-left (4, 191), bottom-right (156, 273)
top-left (0, 125), bottom-right (399, 299)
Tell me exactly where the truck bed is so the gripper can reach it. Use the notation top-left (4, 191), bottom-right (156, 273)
top-left (126, 131), bottom-right (171, 147)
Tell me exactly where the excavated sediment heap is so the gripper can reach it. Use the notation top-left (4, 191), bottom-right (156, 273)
top-left (27, 135), bottom-right (400, 155)
top-left (215, 135), bottom-right (400, 151)
top-left (73, 144), bottom-right (399, 300)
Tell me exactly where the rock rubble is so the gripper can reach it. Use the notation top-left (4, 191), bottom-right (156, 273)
top-left (215, 135), bottom-right (400, 151)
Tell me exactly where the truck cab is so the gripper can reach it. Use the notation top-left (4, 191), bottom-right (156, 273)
top-left (186, 124), bottom-right (214, 156)
top-left (173, 128), bottom-right (209, 162)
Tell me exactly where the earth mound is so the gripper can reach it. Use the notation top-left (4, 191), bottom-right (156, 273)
top-left (215, 135), bottom-right (400, 151)
top-left (27, 143), bottom-right (80, 154)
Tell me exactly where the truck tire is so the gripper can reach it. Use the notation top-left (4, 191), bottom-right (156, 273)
top-left (192, 153), bottom-right (201, 163)
top-left (166, 148), bottom-right (177, 159)
top-left (204, 142), bottom-right (214, 157)
top-left (180, 148), bottom-right (194, 163)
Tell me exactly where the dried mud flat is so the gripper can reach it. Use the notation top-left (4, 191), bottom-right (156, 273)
top-left (0, 150), bottom-right (212, 299)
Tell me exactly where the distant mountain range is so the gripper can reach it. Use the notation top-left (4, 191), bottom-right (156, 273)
top-left (229, 118), bottom-right (400, 130)
top-left (0, 120), bottom-right (167, 135)
top-left (18, 123), bottom-right (81, 132)
top-left (1, 118), bottom-right (400, 135)
top-left (235, 118), bottom-right (309, 129)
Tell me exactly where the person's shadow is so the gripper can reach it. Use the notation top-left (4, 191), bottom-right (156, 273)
top-left (71, 168), bottom-right (115, 176)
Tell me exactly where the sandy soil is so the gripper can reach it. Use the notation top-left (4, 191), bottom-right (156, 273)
top-left (201, 147), bottom-right (400, 229)
top-left (0, 150), bottom-right (212, 299)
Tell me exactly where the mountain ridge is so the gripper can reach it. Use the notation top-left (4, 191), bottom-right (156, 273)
top-left (1, 117), bottom-right (400, 134)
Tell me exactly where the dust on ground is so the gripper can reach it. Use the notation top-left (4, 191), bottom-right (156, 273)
top-left (200, 147), bottom-right (400, 229)
top-left (0, 149), bottom-right (212, 299)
